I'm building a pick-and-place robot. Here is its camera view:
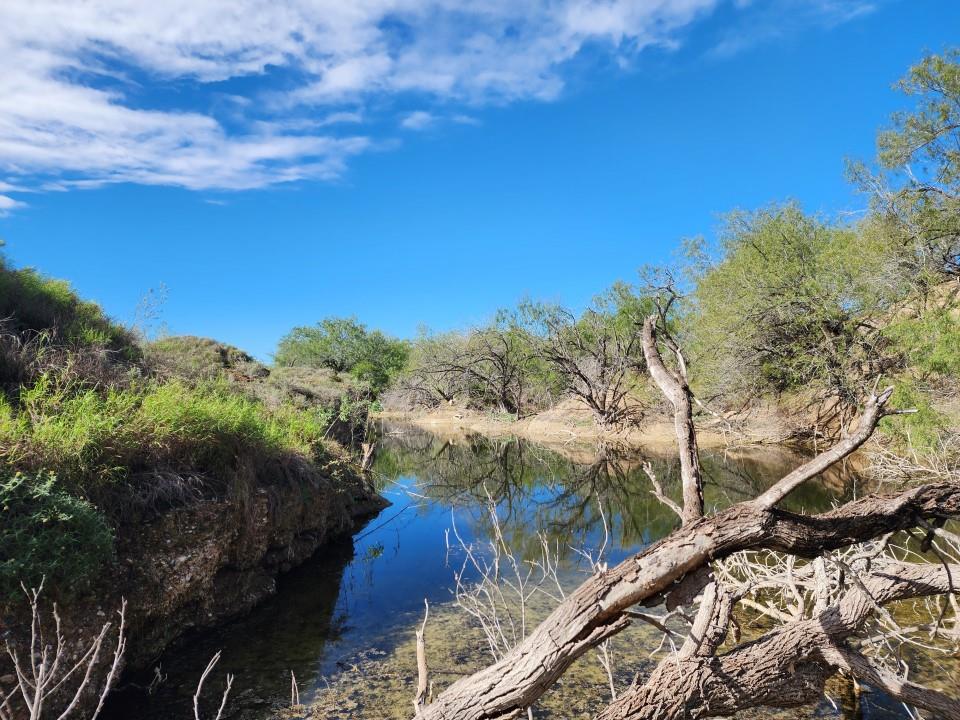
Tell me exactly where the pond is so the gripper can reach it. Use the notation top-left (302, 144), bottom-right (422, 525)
top-left (101, 423), bottom-right (944, 720)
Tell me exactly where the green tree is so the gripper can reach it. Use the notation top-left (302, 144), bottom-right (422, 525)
top-left (850, 49), bottom-right (960, 288)
top-left (275, 316), bottom-right (408, 394)
top-left (688, 204), bottom-right (893, 413)
top-left (842, 49), bottom-right (960, 451)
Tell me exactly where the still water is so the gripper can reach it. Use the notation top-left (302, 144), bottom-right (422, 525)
top-left (102, 424), bottom-right (931, 719)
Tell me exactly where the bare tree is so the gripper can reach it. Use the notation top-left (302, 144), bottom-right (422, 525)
top-left (520, 294), bottom-right (646, 429)
top-left (428, 316), bottom-right (536, 417)
top-left (392, 331), bottom-right (472, 409)
top-left (1, 582), bottom-right (126, 720)
top-left (407, 314), bottom-right (960, 720)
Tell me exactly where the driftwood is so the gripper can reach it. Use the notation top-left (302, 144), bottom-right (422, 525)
top-left (412, 314), bottom-right (960, 720)
top-left (598, 561), bottom-right (960, 720)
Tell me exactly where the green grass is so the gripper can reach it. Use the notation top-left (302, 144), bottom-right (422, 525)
top-left (0, 372), bottom-right (339, 601)
top-left (0, 257), bottom-right (137, 355)
top-left (1, 373), bottom-right (335, 492)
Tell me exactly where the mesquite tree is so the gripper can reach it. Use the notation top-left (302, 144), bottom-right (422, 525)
top-left (520, 287), bottom-right (649, 429)
top-left (406, 312), bottom-right (542, 416)
top-left (410, 314), bottom-right (960, 720)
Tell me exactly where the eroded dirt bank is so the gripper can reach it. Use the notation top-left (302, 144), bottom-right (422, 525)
top-left (113, 460), bottom-right (388, 668)
top-left (0, 458), bottom-right (388, 717)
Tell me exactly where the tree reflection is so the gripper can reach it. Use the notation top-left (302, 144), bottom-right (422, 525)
top-left (372, 423), bottom-right (854, 565)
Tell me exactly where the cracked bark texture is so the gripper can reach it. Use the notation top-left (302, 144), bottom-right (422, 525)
top-left (417, 482), bottom-right (960, 720)
top-left (597, 562), bottom-right (960, 720)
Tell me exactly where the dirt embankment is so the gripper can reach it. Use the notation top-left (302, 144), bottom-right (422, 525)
top-left (112, 461), bottom-right (387, 668)
top-left (376, 397), bottom-right (801, 459)
top-left (0, 461), bottom-right (388, 715)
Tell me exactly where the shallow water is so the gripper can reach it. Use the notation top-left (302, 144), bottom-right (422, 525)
top-left (101, 424), bottom-right (945, 719)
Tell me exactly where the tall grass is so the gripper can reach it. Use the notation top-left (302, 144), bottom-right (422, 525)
top-left (0, 258), bottom-right (137, 354)
top-left (1, 372), bottom-right (335, 493)
top-left (0, 367), bottom-right (341, 601)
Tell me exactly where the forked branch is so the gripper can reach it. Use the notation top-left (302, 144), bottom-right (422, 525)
top-left (640, 315), bottom-right (702, 526)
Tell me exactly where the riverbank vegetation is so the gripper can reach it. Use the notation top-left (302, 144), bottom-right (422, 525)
top-left (0, 257), bottom-right (374, 604)
top-left (382, 51), bottom-right (960, 458)
top-left (1, 49), bottom-right (959, 720)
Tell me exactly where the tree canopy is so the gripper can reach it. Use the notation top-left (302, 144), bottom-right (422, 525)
top-left (275, 316), bottom-right (408, 394)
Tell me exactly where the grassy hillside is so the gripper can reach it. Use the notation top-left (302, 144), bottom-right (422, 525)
top-left (0, 259), bottom-right (362, 602)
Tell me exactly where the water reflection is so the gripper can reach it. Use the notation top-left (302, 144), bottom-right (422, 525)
top-left (371, 424), bottom-right (851, 565)
top-left (102, 423), bottom-right (862, 719)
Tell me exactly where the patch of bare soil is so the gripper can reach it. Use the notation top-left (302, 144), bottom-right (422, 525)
top-left (376, 397), bottom-right (796, 460)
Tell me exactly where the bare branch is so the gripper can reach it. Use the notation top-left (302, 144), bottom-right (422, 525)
top-left (753, 386), bottom-right (896, 509)
top-left (414, 599), bottom-right (431, 716)
top-left (641, 315), bottom-right (703, 525)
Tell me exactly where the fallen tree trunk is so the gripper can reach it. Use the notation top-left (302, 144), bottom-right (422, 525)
top-left (414, 314), bottom-right (959, 720)
top-left (597, 561), bottom-right (960, 720)
top-left (417, 481), bottom-right (960, 720)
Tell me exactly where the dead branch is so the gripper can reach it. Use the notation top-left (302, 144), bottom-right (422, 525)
top-left (640, 315), bottom-right (702, 525)
top-left (414, 600), bottom-right (430, 716)
top-left (2, 583), bottom-right (126, 720)
top-left (193, 652), bottom-right (233, 720)
top-left (752, 385), bottom-right (897, 509)
top-left (595, 561), bottom-right (960, 720)
top-left (416, 479), bottom-right (960, 720)
top-left (640, 461), bottom-right (682, 520)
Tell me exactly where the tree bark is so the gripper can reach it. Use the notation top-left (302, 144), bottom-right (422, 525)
top-left (416, 481), bottom-right (960, 720)
top-left (596, 562), bottom-right (960, 720)
top-left (640, 316), bottom-right (702, 525)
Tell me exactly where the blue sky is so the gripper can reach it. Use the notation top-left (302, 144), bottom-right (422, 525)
top-left (0, 0), bottom-right (956, 360)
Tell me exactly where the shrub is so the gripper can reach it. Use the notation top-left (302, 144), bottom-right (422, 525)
top-left (145, 335), bottom-right (268, 381)
top-left (881, 376), bottom-right (950, 454)
top-left (687, 204), bottom-right (900, 404)
top-left (275, 316), bottom-right (408, 394)
top-left (884, 308), bottom-right (960, 380)
top-left (0, 471), bottom-right (114, 601)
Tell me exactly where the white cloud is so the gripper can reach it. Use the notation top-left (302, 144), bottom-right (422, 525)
top-left (0, 0), bottom-right (880, 208)
top-left (0, 195), bottom-right (27, 216)
top-left (401, 111), bottom-right (437, 130)
top-left (319, 111), bottom-right (365, 127)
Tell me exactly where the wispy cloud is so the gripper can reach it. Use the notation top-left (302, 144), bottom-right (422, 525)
top-left (709, 0), bottom-right (879, 58)
top-left (318, 111), bottom-right (365, 127)
top-left (0, 195), bottom-right (26, 216)
top-left (401, 111), bottom-right (437, 131)
top-left (0, 0), bottom-right (880, 210)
